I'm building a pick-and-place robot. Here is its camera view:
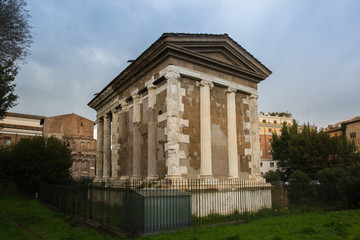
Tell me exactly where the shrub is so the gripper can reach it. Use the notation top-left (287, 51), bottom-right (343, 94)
top-left (339, 163), bottom-right (360, 208)
top-left (317, 167), bottom-right (345, 201)
top-left (264, 170), bottom-right (281, 182)
top-left (289, 170), bottom-right (310, 185)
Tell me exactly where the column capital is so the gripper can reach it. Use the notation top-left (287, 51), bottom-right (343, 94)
top-left (121, 101), bottom-right (129, 112)
top-left (111, 106), bottom-right (120, 114)
top-left (249, 93), bottom-right (258, 100)
top-left (131, 92), bottom-right (141, 103)
top-left (145, 76), bottom-right (156, 89)
top-left (226, 87), bottom-right (237, 93)
top-left (147, 83), bottom-right (156, 90)
top-left (105, 113), bottom-right (112, 120)
top-left (95, 118), bottom-right (103, 125)
top-left (200, 79), bottom-right (214, 89)
top-left (164, 65), bottom-right (180, 84)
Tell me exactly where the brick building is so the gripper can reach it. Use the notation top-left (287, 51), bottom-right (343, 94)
top-left (0, 112), bottom-right (96, 179)
top-left (258, 113), bottom-right (293, 175)
top-left (43, 113), bottom-right (97, 179)
top-left (325, 116), bottom-right (360, 150)
top-left (0, 112), bottom-right (45, 147)
top-left (89, 33), bottom-right (272, 185)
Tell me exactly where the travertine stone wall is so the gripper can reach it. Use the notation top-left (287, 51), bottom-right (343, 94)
top-left (93, 64), bottom-right (263, 184)
top-left (182, 77), bottom-right (200, 178)
top-left (210, 85), bottom-right (228, 178)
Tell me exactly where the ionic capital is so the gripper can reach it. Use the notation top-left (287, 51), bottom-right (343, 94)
top-left (147, 83), bottom-right (156, 90)
top-left (226, 87), bottom-right (237, 93)
top-left (249, 93), bottom-right (258, 100)
top-left (164, 66), bottom-right (180, 84)
top-left (200, 79), bottom-right (214, 89)
top-left (121, 101), bottom-right (129, 112)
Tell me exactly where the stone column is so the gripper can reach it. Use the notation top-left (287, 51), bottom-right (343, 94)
top-left (94, 117), bottom-right (103, 183)
top-left (102, 113), bottom-right (111, 181)
top-left (147, 83), bottom-right (158, 180)
top-left (119, 101), bottom-right (130, 180)
top-left (164, 66), bottom-right (182, 179)
top-left (199, 79), bottom-right (214, 178)
top-left (227, 87), bottom-right (239, 178)
top-left (249, 94), bottom-right (262, 180)
top-left (110, 108), bottom-right (120, 181)
top-left (132, 92), bottom-right (141, 180)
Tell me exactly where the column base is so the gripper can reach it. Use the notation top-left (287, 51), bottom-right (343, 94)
top-left (199, 174), bottom-right (213, 179)
top-left (131, 176), bottom-right (142, 182)
top-left (120, 175), bottom-right (130, 180)
top-left (227, 176), bottom-right (240, 179)
top-left (93, 176), bottom-right (102, 183)
top-left (110, 177), bottom-right (119, 182)
top-left (145, 175), bottom-right (159, 181)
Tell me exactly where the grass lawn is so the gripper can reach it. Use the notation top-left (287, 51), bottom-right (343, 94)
top-left (139, 210), bottom-right (360, 240)
top-left (1, 192), bottom-right (360, 240)
top-left (0, 193), bottom-right (122, 240)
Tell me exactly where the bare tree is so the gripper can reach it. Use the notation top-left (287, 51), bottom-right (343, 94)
top-left (0, 0), bottom-right (33, 65)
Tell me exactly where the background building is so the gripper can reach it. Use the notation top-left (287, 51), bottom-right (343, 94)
top-left (0, 112), bottom-right (45, 147)
top-left (325, 116), bottom-right (360, 150)
top-left (258, 112), bottom-right (293, 176)
top-left (0, 112), bottom-right (96, 179)
top-left (43, 113), bottom-right (97, 179)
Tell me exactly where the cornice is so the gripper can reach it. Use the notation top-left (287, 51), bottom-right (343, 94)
top-left (88, 33), bottom-right (271, 110)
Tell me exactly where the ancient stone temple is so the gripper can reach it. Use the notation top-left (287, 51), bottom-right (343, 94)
top-left (88, 33), bottom-right (271, 185)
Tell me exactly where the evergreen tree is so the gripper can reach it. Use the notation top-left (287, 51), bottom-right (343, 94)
top-left (272, 121), bottom-right (360, 180)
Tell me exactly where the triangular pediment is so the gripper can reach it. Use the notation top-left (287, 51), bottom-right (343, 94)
top-left (161, 34), bottom-right (271, 79)
top-left (185, 47), bottom-right (256, 72)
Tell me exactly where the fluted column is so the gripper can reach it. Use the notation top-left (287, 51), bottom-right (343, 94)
top-left (94, 118), bottom-right (103, 182)
top-left (227, 87), bottom-right (239, 178)
top-left (110, 108), bottom-right (120, 181)
top-left (199, 79), bottom-right (214, 178)
top-left (147, 83), bottom-right (158, 180)
top-left (132, 93), bottom-right (141, 180)
top-left (102, 113), bottom-right (111, 181)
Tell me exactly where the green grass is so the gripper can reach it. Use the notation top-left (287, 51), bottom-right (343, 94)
top-left (2, 192), bottom-right (360, 240)
top-left (0, 193), bottom-right (122, 240)
top-left (139, 210), bottom-right (360, 240)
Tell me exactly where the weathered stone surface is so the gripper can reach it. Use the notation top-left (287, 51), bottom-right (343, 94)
top-left (89, 34), bottom-right (271, 182)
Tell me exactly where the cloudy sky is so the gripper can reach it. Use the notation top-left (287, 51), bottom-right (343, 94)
top-left (13, 0), bottom-right (360, 129)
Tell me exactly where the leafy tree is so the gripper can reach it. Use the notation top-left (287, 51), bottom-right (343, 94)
top-left (339, 163), bottom-right (360, 207)
top-left (0, 60), bottom-right (18, 118)
top-left (272, 121), bottom-right (360, 180)
top-left (2, 136), bottom-right (73, 191)
top-left (0, 0), bottom-right (33, 118)
top-left (288, 170), bottom-right (310, 185)
top-left (317, 167), bottom-right (345, 200)
top-left (0, 0), bottom-right (33, 65)
top-left (263, 170), bottom-right (281, 182)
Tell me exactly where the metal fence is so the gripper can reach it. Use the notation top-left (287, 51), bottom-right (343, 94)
top-left (39, 179), bottom-right (344, 237)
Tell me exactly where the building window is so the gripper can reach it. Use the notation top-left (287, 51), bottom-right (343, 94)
top-left (4, 137), bottom-right (11, 145)
top-left (80, 141), bottom-right (85, 151)
top-left (268, 129), bottom-right (272, 134)
top-left (350, 132), bottom-right (357, 139)
top-left (270, 162), bottom-right (274, 168)
top-left (274, 120), bottom-right (277, 124)
top-left (262, 119), bottom-right (266, 123)
top-left (86, 142), bottom-right (91, 149)
top-left (260, 162), bottom-right (263, 167)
